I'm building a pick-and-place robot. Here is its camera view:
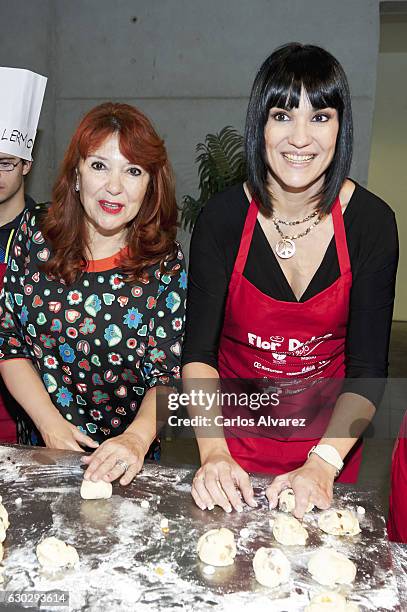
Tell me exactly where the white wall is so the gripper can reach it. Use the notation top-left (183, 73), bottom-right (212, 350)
top-left (368, 18), bottom-right (407, 320)
top-left (0, 0), bottom-right (381, 258)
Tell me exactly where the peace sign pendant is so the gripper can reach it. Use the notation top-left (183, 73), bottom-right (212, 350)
top-left (275, 238), bottom-right (296, 259)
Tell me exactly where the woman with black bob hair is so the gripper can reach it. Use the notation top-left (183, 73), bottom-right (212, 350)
top-left (245, 43), bottom-right (353, 217)
top-left (182, 43), bottom-right (398, 518)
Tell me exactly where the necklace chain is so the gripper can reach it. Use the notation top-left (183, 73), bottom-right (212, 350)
top-left (269, 205), bottom-right (324, 259)
top-left (272, 214), bottom-right (322, 241)
top-left (273, 209), bottom-right (319, 226)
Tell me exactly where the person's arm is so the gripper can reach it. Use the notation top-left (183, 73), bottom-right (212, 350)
top-left (182, 203), bottom-right (256, 511)
top-left (82, 246), bottom-right (187, 484)
top-left (0, 208), bottom-right (98, 451)
top-left (266, 392), bottom-right (376, 517)
top-left (0, 359), bottom-right (99, 451)
top-left (183, 362), bottom-right (257, 512)
top-left (267, 206), bottom-right (399, 517)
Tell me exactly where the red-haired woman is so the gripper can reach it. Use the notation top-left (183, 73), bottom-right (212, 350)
top-left (0, 103), bottom-right (186, 485)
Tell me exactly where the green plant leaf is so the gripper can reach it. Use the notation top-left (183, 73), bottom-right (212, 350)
top-left (181, 126), bottom-right (246, 231)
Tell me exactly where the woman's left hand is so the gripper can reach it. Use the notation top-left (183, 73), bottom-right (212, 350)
top-left (266, 454), bottom-right (337, 519)
top-left (81, 431), bottom-right (149, 486)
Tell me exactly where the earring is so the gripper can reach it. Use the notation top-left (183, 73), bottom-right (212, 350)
top-left (75, 176), bottom-right (80, 192)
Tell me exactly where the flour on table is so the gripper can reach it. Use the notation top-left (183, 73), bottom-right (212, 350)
top-left (305, 590), bottom-right (360, 611)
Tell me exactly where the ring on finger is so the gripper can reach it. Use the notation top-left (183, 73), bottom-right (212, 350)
top-left (115, 459), bottom-right (129, 473)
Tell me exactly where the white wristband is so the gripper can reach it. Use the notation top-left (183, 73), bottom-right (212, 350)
top-left (307, 444), bottom-right (344, 476)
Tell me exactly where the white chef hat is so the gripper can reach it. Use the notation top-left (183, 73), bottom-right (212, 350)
top-left (0, 67), bottom-right (47, 161)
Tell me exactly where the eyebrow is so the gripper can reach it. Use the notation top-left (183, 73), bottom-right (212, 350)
top-left (88, 154), bottom-right (136, 164)
top-left (0, 157), bottom-right (17, 162)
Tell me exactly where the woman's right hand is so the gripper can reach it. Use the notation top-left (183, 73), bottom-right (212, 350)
top-left (38, 414), bottom-right (100, 452)
top-left (192, 449), bottom-right (257, 512)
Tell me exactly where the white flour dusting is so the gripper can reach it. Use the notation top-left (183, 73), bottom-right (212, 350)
top-left (0, 447), bottom-right (402, 611)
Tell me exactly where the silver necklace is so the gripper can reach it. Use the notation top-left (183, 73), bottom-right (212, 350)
top-left (272, 214), bottom-right (322, 259)
top-left (274, 209), bottom-right (319, 226)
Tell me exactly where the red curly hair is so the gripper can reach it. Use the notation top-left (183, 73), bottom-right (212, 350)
top-left (41, 102), bottom-right (178, 284)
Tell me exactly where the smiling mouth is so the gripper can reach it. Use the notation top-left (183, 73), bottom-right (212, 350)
top-left (282, 153), bottom-right (316, 164)
top-left (98, 200), bottom-right (124, 215)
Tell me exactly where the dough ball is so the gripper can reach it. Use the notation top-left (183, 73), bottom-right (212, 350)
top-left (0, 521), bottom-right (6, 544)
top-left (308, 548), bottom-right (356, 586)
top-left (305, 591), bottom-right (359, 611)
top-left (160, 518), bottom-right (169, 529)
top-left (278, 488), bottom-right (314, 514)
top-left (0, 502), bottom-right (9, 530)
top-left (252, 547), bottom-right (291, 588)
top-left (272, 513), bottom-right (308, 546)
top-left (80, 479), bottom-right (112, 500)
top-left (36, 537), bottom-right (79, 569)
top-left (318, 509), bottom-right (361, 536)
top-left (197, 528), bottom-right (236, 567)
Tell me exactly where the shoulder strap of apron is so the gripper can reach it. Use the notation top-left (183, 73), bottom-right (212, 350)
top-left (332, 196), bottom-right (351, 276)
top-left (235, 197), bottom-right (351, 277)
top-left (234, 199), bottom-right (259, 275)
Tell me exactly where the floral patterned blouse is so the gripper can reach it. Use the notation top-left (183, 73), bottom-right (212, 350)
top-left (0, 204), bottom-right (186, 447)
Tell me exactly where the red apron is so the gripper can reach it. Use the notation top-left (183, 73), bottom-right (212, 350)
top-left (0, 261), bottom-right (17, 443)
top-left (387, 412), bottom-right (407, 542)
top-left (218, 197), bottom-right (362, 482)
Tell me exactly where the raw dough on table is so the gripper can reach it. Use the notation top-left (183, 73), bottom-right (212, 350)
top-left (0, 521), bottom-right (6, 544)
top-left (305, 591), bottom-right (360, 611)
top-left (272, 513), bottom-right (308, 546)
top-left (252, 547), bottom-right (291, 588)
top-left (197, 528), bottom-right (236, 566)
top-left (80, 479), bottom-right (112, 500)
top-left (318, 509), bottom-right (361, 536)
top-left (307, 548), bottom-right (356, 586)
top-left (278, 488), bottom-right (314, 513)
top-left (36, 536), bottom-right (79, 569)
top-left (0, 498), bottom-right (10, 530)
top-left (0, 497), bottom-right (9, 543)
top-left (0, 497), bottom-right (9, 563)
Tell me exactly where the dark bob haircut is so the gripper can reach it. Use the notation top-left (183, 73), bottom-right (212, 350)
top-left (245, 42), bottom-right (353, 216)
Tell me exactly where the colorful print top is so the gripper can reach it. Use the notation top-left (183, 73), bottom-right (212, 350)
top-left (0, 197), bottom-right (36, 266)
top-left (0, 204), bottom-right (187, 443)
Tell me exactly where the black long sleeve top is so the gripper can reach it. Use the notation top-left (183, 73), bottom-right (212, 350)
top-left (182, 182), bottom-right (399, 407)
